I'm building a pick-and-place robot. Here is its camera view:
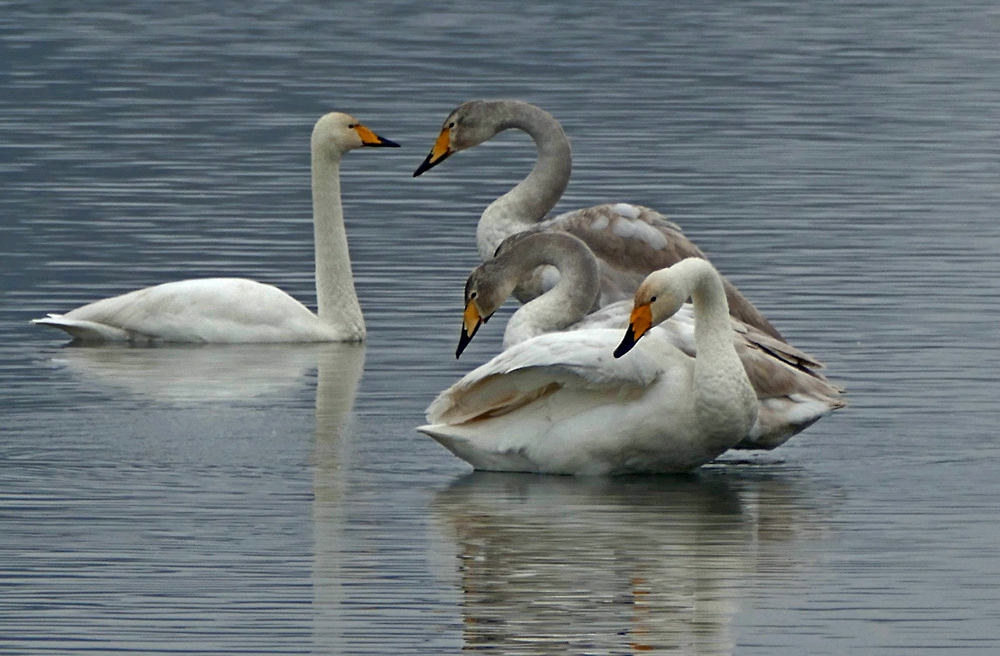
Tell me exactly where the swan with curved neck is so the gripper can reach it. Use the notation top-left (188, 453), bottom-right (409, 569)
top-left (453, 232), bottom-right (845, 449)
top-left (32, 112), bottom-right (398, 344)
top-left (414, 99), bottom-right (784, 341)
top-left (458, 232), bottom-right (600, 357)
top-left (419, 258), bottom-right (759, 475)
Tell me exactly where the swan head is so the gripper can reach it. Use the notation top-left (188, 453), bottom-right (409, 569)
top-left (455, 257), bottom-right (516, 358)
top-left (312, 112), bottom-right (399, 158)
top-left (413, 100), bottom-right (508, 176)
top-left (613, 262), bottom-right (697, 359)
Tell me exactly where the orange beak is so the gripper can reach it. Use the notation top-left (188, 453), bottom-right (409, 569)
top-left (456, 299), bottom-right (483, 359)
top-left (613, 302), bottom-right (653, 358)
top-left (353, 124), bottom-right (400, 148)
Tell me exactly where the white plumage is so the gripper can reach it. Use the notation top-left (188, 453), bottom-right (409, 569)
top-left (451, 232), bottom-right (845, 450)
top-left (33, 112), bottom-right (399, 344)
top-left (419, 258), bottom-right (760, 475)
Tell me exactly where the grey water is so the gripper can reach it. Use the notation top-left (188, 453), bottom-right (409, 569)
top-left (1, 1), bottom-right (998, 653)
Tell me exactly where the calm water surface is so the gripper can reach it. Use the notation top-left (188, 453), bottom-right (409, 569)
top-left (1, 1), bottom-right (998, 654)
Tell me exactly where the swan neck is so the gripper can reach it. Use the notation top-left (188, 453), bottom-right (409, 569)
top-left (502, 237), bottom-right (599, 346)
top-left (689, 268), bottom-right (734, 359)
top-left (312, 149), bottom-right (364, 336)
top-left (683, 260), bottom-right (757, 448)
top-left (478, 103), bottom-right (572, 260)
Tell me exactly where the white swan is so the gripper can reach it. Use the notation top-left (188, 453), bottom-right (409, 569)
top-left (454, 232), bottom-right (845, 450)
top-left (32, 112), bottom-right (399, 344)
top-left (413, 99), bottom-right (783, 340)
top-left (418, 258), bottom-right (759, 475)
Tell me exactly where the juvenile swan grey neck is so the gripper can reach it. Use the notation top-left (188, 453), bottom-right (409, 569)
top-left (414, 99), bottom-right (787, 343)
top-left (475, 101), bottom-right (572, 260)
top-left (492, 233), bottom-right (599, 347)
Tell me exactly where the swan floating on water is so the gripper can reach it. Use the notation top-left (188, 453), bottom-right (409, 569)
top-left (419, 257), bottom-right (760, 475)
top-left (414, 99), bottom-right (783, 340)
top-left (33, 112), bottom-right (398, 344)
top-left (452, 232), bottom-right (845, 450)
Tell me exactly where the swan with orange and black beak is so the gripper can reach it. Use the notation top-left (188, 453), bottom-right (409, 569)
top-left (455, 259), bottom-right (512, 358)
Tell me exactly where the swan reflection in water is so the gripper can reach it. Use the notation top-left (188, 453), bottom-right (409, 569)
top-left (44, 342), bottom-right (368, 651)
top-left (432, 470), bottom-right (837, 655)
top-left (45, 342), bottom-right (365, 405)
top-left (45, 342), bottom-right (366, 497)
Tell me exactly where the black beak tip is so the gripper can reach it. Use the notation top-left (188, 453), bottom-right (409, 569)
top-left (413, 154), bottom-right (434, 177)
top-left (372, 137), bottom-right (401, 148)
top-left (613, 328), bottom-right (637, 359)
top-left (456, 322), bottom-right (480, 359)
top-left (414, 150), bottom-right (452, 177)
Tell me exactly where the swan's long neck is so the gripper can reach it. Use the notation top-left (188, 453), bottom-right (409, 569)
top-left (312, 148), bottom-right (364, 339)
top-left (681, 260), bottom-right (758, 448)
top-left (501, 236), bottom-right (599, 347)
top-left (477, 103), bottom-right (572, 260)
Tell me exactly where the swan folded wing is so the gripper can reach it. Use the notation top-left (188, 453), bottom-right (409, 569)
top-left (426, 329), bottom-right (663, 426)
top-left (539, 204), bottom-right (700, 291)
top-left (563, 302), bottom-right (845, 443)
top-left (566, 301), bottom-right (840, 401)
top-left (730, 319), bottom-right (846, 449)
top-left (730, 319), bottom-right (824, 372)
top-left (55, 279), bottom-right (320, 343)
top-left (537, 203), bottom-right (785, 340)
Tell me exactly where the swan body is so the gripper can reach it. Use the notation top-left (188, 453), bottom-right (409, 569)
top-left (419, 258), bottom-right (759, 475)
top-left (456, 233), bottom-right (845, 449)
top-left (414, 99), bottom-right (783, 340)
top-left (32, 112), bottom-right (399, 344)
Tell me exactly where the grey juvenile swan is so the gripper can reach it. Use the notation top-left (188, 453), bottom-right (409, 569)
top-left (413, 99), bottom-right (784, 341)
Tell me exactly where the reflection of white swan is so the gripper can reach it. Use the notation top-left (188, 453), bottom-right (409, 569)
top-left (46, 340), bottom-right (369, 654)
top-left (48, 344), bottom-right (330, 403)
top-left (310, 343), bottom-right (365, 653)
top-left (420, 258), bottom-right (758, 475)
top-left (431, 471), bottom-right (831, 654)
top-left (457, 232), bottom-right (845, 449)
top-left (33, 113), bottom-right (398, 344)
top-left (413, 99), bottom-right (782, 339)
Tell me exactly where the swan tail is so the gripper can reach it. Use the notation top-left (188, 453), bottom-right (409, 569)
top-left (736, 394), bottom-right (847, 450)
top-left (417, 424), bottom-right (538, 472)
top-left (31, 315), bottom-right (134, 343)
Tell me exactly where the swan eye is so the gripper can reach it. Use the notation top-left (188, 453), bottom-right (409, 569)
top-left (650, 296), bottom-right (657, 303)
top-left (448, 121), bottom-right (456, 128)
top-left (347, 123), bottom-right (356, 128)
top-left (470, 291), bottom-right (478, 299)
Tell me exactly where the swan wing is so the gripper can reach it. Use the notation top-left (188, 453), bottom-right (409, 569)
top-left (535, 203), bottom-right (783, 340)
top-left (35, 278), bottom-right (333, 343)
top-left (426, 329), bottom-right (665, 426)
top-left (732, 325), bottom-right (846, 448)
top-left (563, 302), bottom-right (844, 448)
